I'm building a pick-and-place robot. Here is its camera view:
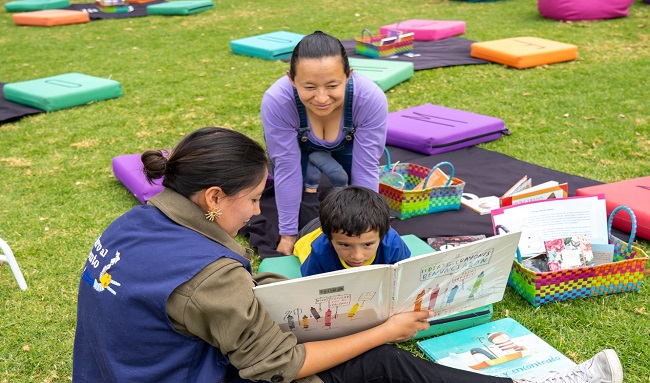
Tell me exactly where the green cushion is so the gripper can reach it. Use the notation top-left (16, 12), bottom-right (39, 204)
top-left (400, 234), bottom-right (435, 257)
top-left (230, 31), bottom-right (306, 61)
top-left (147, 0), bottom-right (214, 15)
top-left (257, 256), bottom-right (303, 279)
top-left (348, 58), bottom-right (414, 92)
top-left (4, 0), bottom-right (70, 12)
top-left (4, 73), bottom-right (123, 112)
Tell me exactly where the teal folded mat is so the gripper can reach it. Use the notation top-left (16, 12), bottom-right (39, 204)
top-left (5, 0), bottom-right (70, 12)
top-left (348, 58), bottom-right (414, 92)
top-left (147, 0), bottom-right (214, 15)
top-left (230, 31), bottom-right (305, 60)
top-left (4, 73), bottom-right (123, 112)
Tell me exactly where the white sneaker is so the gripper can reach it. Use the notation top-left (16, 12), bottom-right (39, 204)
top-left (520, 349), bottom-right (623, 383)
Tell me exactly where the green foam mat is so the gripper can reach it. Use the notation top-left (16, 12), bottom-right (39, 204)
top-left (349, 58), bottom-right (414, 92)
top-left (5, 0), bottom-right (70, 12)
top-left (146, 0), bottom-right (214, 15)
top-left (4, 73), bottom-right (122, 112)
top-left (230, 31), bottom-right (305, 60)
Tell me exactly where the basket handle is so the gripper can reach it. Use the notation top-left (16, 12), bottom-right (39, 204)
top-left (361, 28), bottom-right (373, 42)
top-left (495, 225), bottom-right (522, 263)
top-left (607, 205), bottom-right (637, 253)
top-left (382, 147), bottom-right (391, 166)
top-left (423, 161), bottom-right (454, 187)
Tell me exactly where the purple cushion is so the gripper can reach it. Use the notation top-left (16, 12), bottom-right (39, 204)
top-left (538, 0), bottom-right (633, 21)
top-left (112, 153), bottom-right (163, 204)
top-left (386, 104), bottom-right (509, 155)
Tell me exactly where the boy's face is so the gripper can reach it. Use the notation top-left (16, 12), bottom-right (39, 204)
top-left (330, 229), bottom-right (381, 267)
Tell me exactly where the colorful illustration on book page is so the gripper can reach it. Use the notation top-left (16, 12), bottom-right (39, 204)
top-left (544, 235), bottom-right (594, 271)
top-left (393, 243), bottom-right (511, 320)
top-left (254, 266), bottom-right (392, 342)
top-left (275, 288), bottom-right (383, 342)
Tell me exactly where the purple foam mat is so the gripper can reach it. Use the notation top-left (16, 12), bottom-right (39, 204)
top-left (112, 153), bottom-right (163, 204)
top-left (386, 104), bottom-right (509, 155)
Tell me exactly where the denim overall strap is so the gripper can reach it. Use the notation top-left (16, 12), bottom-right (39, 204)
top-left (341, 77), bottom-right (354, 140)
top-left (293, 77), bottom-right (355, 145)
top-left (293, 86), bottom-right (310, 143)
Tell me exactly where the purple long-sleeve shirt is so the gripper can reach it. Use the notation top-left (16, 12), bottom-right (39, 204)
top-left (261, 72), bottom-right (388, 236)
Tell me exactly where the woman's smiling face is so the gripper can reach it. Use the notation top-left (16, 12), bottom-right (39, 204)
top-left (290, 56), bottom-right (349, 118)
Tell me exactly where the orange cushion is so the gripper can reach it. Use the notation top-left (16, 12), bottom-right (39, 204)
top-left (471, 37), bottom-right (578, 69)
top-left (13, 9), bottom-right (90, 26)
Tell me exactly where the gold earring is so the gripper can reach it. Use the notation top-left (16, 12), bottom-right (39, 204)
top-left (205, 207), bottom-right (222, 222)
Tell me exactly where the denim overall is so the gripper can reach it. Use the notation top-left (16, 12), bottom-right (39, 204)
top-left (293, 77), bottom-right (355, 187)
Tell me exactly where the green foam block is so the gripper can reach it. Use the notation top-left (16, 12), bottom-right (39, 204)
top-left (4, 0), bottom-right (70, 12)
top-left (147, 0), bottom-right (214, 16)
top-left (4, 73), bottom-right (123, 112)
top-left (348, 57), bottom-right (414, 92)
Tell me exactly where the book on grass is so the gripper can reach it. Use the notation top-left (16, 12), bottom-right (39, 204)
top-left (254, 231), bottom-right (521, 343)
top-left (416, 317), bottom-right (577, 380)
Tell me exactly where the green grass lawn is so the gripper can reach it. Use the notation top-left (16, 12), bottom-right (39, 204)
top-left (1, 0), bottom-right (649, 381)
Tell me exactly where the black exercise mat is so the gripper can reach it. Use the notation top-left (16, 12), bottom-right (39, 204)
top-left (342, 37), bottom-right (489, 71)
top-left (66, 0), bottom-right (165, 19)
top-left (1, 83), bottom-right (44, 124)
top-left (239, 146), bottom-right (625, 259)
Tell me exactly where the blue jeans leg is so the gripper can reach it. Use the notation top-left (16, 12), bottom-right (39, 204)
top-left (308, 151), bottom-right (349, 189)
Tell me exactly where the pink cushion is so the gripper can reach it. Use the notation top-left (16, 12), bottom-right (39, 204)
top-left (379, 20), bottom-right (466, 41)
top-left (538, 0), bottom-right (633, 21)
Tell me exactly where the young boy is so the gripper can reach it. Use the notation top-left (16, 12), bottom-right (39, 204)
top-left (295, 185), bottom-right (411, 277)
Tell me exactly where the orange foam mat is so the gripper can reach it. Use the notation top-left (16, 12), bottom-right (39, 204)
top-left (13, 9), bottom-right (90, 26)
top-left (470, 37), bottom-right (578, 69)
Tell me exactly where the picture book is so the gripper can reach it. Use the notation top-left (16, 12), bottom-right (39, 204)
top-left (543, 235), bottom-right (594, 271)
top-left (461, 194), bottom-right (500, 215)
top-left (427, 235), bottom-right (486, 251)
top-left (416, 317), bottom-right (577, 380)
top-left (254, 231), bottom-right (522, 343)
top-left (499, 175), bottom-right (532, 202)
top-left (498, 176), bottom-right (568, 207)
top-left (505, 182), bottom-right (569, 207)
top-left (413, 167), bottom-right (450, 190)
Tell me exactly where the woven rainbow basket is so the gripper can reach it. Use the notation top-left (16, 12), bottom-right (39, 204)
top-left (355, 29), bottom-right (414, 58)
top-left (504, 206), bottom-right (649, 307)
top-left (378, 153), bottom-right (465, 220)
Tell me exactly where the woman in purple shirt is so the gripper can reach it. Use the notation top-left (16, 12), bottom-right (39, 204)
top-left (261, 31), bottom-right (388, 255)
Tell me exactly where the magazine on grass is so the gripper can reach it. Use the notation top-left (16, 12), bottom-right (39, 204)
top-left (254, 231), bottom-right (521, 342)
top-left (417, 317), bottom-right (577, 379)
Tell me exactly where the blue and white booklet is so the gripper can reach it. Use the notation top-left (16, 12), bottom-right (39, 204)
top-left (417, 317), bottom-right (577, 380)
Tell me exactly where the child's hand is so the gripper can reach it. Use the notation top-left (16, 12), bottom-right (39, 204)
top-left (382, 310), bottom-right (433, 343)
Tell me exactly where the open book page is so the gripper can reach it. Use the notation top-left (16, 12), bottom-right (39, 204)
top-left (390, 231), bottom-right (521, 321)
top-left (254, 265), bottom-right (392, 343)
top-left (491, 195), bottom-right (608, 259)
